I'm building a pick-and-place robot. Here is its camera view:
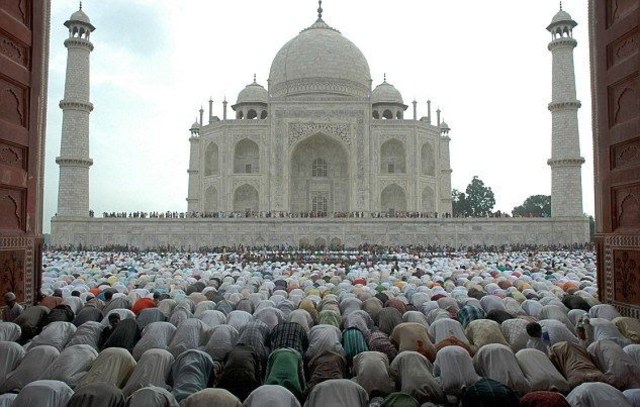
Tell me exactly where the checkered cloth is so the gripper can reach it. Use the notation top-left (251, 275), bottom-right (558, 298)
top-left (457, 305), bottom-right (486, 329)
top-left (270, 321), bottom-right (308, 354)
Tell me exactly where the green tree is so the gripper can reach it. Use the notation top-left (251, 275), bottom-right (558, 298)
top-left (452, 189), bottom-right (468, 217)
top-left (452, 176), bottom-right (495, 217)
top-left (512, 195), bottom-right (551, 217)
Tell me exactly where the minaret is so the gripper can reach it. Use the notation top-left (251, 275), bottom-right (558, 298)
top-left (55, 4), bottom-right (95, 217)
top-left (186, 119), bottom-right (201, 212)
top-left (547, 5), bottom-right (585, 217)
top-left (440, 121), bottom-right (453, 215)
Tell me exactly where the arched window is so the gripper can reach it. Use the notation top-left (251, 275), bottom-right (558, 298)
top-left (422, 186), bottom-right (435, 213)
top-left (381, 184), bottom-right (407, 212)
top-left (382, 109), bottom-right (393, 120)
top-left (312, 195), bottom-right (328, 216)
top-left (247, 109), bottom-right (258, 120)
top-left (260, 110), bottom-right (268, 119)
top-left (312, 158), bottom-right (328, 177)
top-left (373, 110), bottom-right (380, 119)
top-left (381, 139), bottom-right (406, 174)
top-left (204, 186), bottom-right (218, 213)
top-left (234, 139), bottom-right (259, 174)
top-left (421, 143), bottom-right (435, 176)
top-left (233, 184), bottom-right (259, 212)
top-left (204, 143), bottom-right (218, 176)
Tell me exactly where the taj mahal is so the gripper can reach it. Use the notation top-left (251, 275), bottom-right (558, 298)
top-left (186, 4), bottom-right (452, 216)
top-left (51, 3), bottom-right (590, 248)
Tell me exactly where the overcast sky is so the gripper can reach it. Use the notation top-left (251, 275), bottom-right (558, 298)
top-left (44, 0), bottom-right (593, 232)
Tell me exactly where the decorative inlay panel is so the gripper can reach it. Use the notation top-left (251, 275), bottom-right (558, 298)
top-left (0, 30), bottom-right (29, 68)
top-left (613, 250), bottom-right (640, 304)
top-left (289, 123), bottom-right (351, 148)
top-left (0, 249), bottom-right (25, 302)
top-left (608, 73), bottom-right (639, 127)
top-left (0, 76), bottom-right (27, 127)
top-left (607, 0), bottom-right (639, 28)
top-left (0, 187), bottom-right (24, 231)
top-left (0, 0), bottom-right (29, 26)
top-left (608, 27), bottom-right (640, 69)
top-left (0, 236), bottom-right (35, 303)
top-left (612, 137), bottom-right (640, 170)
top-left (0, 141), bottom-right (26, 169)
top-left (612, 183), bottom-right (640, 231)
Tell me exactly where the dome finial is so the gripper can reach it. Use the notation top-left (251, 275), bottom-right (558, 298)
top-left (317, 0), bottom-right (323, 20)
top-left (559, 1), bottom-right (562, 10)
top-left (79, 1), bottom-right (82, 10)
top-left (253, 73), bottom-right (257, 83)
top-left (383, 73), bottom-right (387, 83)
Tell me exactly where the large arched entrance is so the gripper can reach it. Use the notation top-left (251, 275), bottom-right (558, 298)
top-left (233, 184), bottom-right (259, 212)
top-left (290, 134), bottom-right (350, 214)
top-left (381, 184), bottom-right (407, 212)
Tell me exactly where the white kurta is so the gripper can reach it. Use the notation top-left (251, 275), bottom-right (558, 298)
top-left (473, 343), bottom-right (531, 395)
top-left (122, 348), bottom-right (174, 397)
top-left (566, 382), bottom-right (632, 407)
top-left (11, 380), bottom-right (74, 407)
top-left (515, 348), bottom-right (570, 393)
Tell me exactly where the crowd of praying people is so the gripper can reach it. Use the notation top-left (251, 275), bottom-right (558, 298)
top-left (0, 247), bottom-right (639, 406)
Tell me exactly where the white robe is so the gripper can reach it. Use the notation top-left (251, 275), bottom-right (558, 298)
top-left (127, 386), bottom-right (179, 407)
top-left (244, 385), bottom-right (301, 407)
top-left (11, 380), bottom-right (74, 407)
top-left (428, 318), bottom-right (468, 344)
top-left (500, 319), bottom-right (530, 352)
top-left (566, 382), bottom-right (632, 407)
top-left (27, 321), bottom-right (76, 351)
top-left (624, 344), bottom-right (640, 366)
top-left (433, 345), bottom-right (479, 395)
top-left (66, 321), bottom-right (103, 350)
top-left (0, 344), bottom-right (60, 392)
top-left (132, 321), bottom-right (176, 360)
top-left (76, 347), bottom-right (136, 389)
top-left (351, 351), bottom-right (395, 396)
top-left (515, 348), bottom-right (570, 393)
top-left (199, 310), bottom-right (228, 328)
top-left (587, 340), bottom-right (640, 389)
top-left (0, 341), bottom-right (25, 389)
top-left (473, 343), bottom-right (531, 394)
top-left (390, 351), bottom-right (444, 403)
top-left (202, 324), bottom-right (238, 362)
top-left (122, 348), bottom-right (174, 397)
top-left (0, 322), bottom-right (21, 342)
top-left (304, 379), bottom-right (368, 407)
top-left (40, 344), bottom-right (98, 388)
top-left (168, 318), bottom-right (209, 358)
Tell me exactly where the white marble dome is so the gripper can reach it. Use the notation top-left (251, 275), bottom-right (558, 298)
top-left (547, 9), bottom-right (576, 31)
top-left (550, 9), bottom-right (573, 25)
top-left (69, 9), bottom-right (91, 25)
top-left (372, 81), bottom-right (404, 105)
top-left (236, 81), bottom-right (268, 105)
top-left (268, 19), bottom-right (371, 98)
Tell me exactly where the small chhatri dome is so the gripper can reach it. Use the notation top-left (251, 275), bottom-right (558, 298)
top-left (236, 76), bottom-right (268, 105)
top-left (65, 3), bottom-right (95, 31)
top-left (440, 121), bottom-right (450, 130)
top-left (190, 120), bottom-right (200, 130)
top-left (547, 4), bottom-right (576, 31)
top-left (371, 78), bottom-right (404, 105)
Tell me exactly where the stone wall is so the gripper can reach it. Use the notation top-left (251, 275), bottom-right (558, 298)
top-left (51, 216), bottom-right (590, 249)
